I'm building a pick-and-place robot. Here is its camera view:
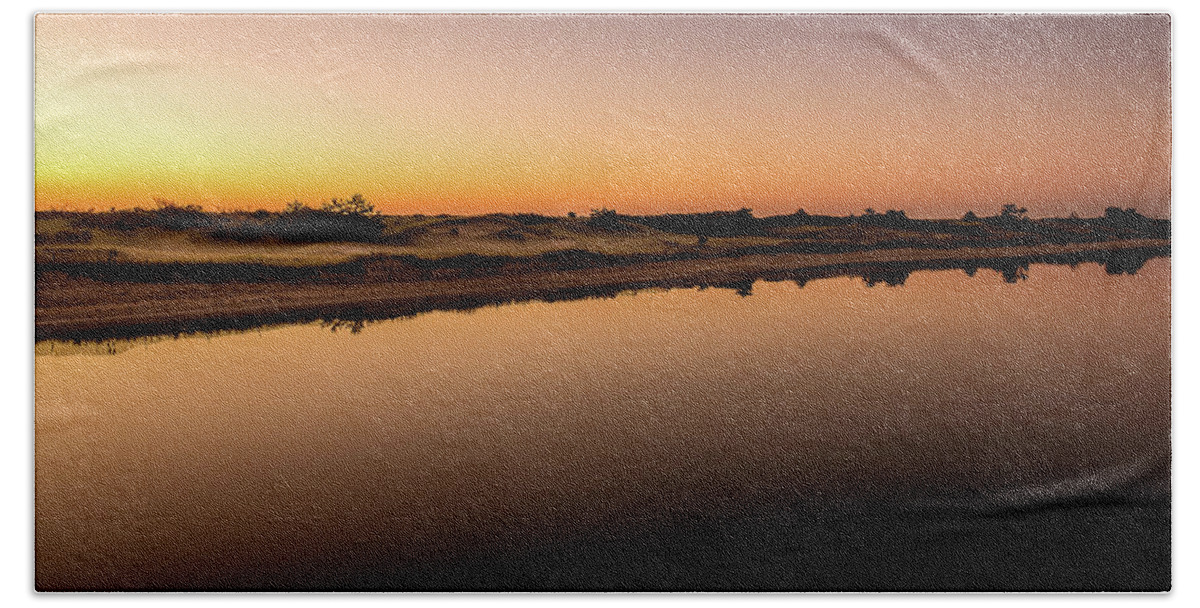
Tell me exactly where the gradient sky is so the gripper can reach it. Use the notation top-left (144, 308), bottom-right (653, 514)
top-left (34, 13), bottom-right (1171, 217)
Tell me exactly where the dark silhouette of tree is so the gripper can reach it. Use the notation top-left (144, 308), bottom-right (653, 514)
top-left (322, 193), bottom-right (377, 216)
top-left (857, 208), bottom-right (909, 228)
top-left (1102, 206), bottom-right (1147, 229)
top-left (986, 204), bottom-right (1031, 230)
top-left (881, 209), bottom-right (908, 227)
top-left (321, 195), bottom-right (376, 217)
top-left (728, 208), bottom-right (756, 234)
top-left (149, 198), bottom-right (208, 230)
top-left (510, 213), bottom-right (556, 226)
top-left (587, 207), bottom-right (627, 231)
top-left (999, 204), bottom-right (1028, 220)
top-left (154, 198), bottom-right (204, 213)
top-left (962, 210), bottom-right (978, 222)
top-left (216, 194), bottom-right (385, 243)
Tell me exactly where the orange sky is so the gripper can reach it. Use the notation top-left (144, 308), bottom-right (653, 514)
top-left (34, 13), bottom-right (1171, 218)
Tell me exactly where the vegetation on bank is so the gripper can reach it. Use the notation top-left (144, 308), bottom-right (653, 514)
top-left (35, 196), bottom-right (1170, 270)
top-left (35, 196), bottom-right (1171, 337)
top-left (36, 243), bottom-right (1170, 342)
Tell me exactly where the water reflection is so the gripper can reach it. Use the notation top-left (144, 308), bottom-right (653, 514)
top-left (35, 257), bottom-right (1170, 590)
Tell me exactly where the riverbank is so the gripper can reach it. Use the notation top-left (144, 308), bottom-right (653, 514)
top-left (36, 238), bottom-right (1169, 341)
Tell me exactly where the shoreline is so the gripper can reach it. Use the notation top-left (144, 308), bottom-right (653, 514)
top-left (36, 239), bottom-right (1169, 341)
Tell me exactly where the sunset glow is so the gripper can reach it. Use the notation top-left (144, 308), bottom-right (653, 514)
top-left (34, 13), bottom-right (1171, 217)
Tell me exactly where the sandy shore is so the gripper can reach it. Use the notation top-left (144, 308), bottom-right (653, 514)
top-left (36, 239), bottom-right (1169, 339)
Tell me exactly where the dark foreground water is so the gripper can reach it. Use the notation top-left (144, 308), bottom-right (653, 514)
top-left (35, 257), bottom-right (1170, 591)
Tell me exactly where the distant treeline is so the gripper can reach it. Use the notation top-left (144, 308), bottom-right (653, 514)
top-left (602, 204), bottom-right (1169, 240)
top-left (36, 198), bottom-right (1170, 246)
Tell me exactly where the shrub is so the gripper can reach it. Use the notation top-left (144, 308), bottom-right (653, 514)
top-left (321, 194), bottom-right (377, 217)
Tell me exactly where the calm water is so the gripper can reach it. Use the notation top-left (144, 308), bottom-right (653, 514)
top-left (35, 258), bottom-right (1171, 590)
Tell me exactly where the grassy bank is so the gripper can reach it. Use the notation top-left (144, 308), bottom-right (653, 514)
top-left (36, 239), bottom-right (1169, 341)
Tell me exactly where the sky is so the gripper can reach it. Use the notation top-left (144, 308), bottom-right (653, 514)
top-left (34, 13), bottom-right (1171, 218)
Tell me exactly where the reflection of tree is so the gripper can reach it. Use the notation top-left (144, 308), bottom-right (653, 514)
top-left (715, 279), bottom-right (755, 297)
top-left (321, 319), bottom-right (366, 334)
top-left (994, 261), bottom-right (1030, 283)
top-left (862, 268), bottom-right (910, 287)
top-left (1104, 249), bottom-right (1150, 275)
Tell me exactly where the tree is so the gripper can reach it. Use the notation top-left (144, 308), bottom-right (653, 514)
top-left (999, 204), bottom-right (1028, 220)
top-left (1102, 206), bottom-right (1147, 229)
top-left (154, 198), bottom-right (203, 213)
top-left (962, 210), bottom-right (978, 221)
top-left (284, 200), bottom-right (310, 213)
top-left (322, 194), bottom-right (377, 216)
top-left (587, 207), bottom-right (631, 231)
